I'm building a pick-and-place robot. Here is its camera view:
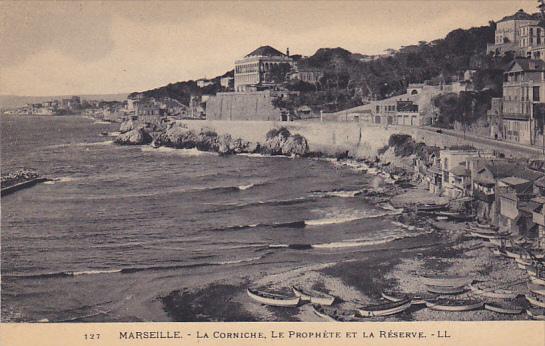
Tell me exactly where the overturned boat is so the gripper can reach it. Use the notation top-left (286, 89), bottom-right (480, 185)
top-left (469, 283), bottom-right (519, 299)
top-left (526, 293), bottom-right (545, 308)
top-left (246, 288), bottom-right (300, 307)
top-left (421, 275), bottom-right (471, 288)
top-left (484, 300), bottom-right (524, 315)
top-left (425, 298), bottom-right (483, 312)
top-left (355, 299), bottom-right (412, 317)
top-left (426, 284), bottom-right (466, 295)
top-left (292, 286), bottom-right (335, 306)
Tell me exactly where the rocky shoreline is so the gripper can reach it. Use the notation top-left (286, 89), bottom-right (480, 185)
top-left (111, 119), bottom-right (537, 322)
top-left (114, 119), bottom-right (310, 157)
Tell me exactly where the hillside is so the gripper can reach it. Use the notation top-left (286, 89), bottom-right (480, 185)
top-left (128, 70), bottom-right (233, 105)
top-left (130, 20), bottom-right (501, 112)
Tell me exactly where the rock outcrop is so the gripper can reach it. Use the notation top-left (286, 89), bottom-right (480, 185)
top-left (281, 134), bottom-right (309, 156)
top-left (119, 119), bottom-right (136, 133)
top-left (114, 126), bottom-right (153, 145)
top-left (114, 121), bottom-right (309, 157)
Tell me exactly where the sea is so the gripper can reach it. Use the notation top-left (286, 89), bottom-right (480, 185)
top-left (1, 115), bottom-right (425, 322)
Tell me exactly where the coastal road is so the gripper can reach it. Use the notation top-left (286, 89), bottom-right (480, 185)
top-left (420, 126), bottom-right (545, 158)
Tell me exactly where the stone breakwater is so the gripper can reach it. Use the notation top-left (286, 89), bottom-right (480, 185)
top-left (114, 119), bottom-right (310, 157)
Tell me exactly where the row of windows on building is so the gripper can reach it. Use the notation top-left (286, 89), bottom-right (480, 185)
top-left (235, 62), bottom-right (286, 74)
top-left (235, 74), bottom-right (259, 83)
top-left (504, 72), bottom-right (545, 82)
top-left (503, 86), bottom-right (541, 102)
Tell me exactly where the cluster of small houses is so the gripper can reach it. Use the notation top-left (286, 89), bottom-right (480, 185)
top-left (4, 96), bottom-right (84, 116)
top-left (414, 146), bottom-right (545, 249)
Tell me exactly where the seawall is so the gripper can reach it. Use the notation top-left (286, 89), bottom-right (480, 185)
top-left (1, 178), bottom-right (49, 197)
top-left (179, 120), bottom-right (529, 159)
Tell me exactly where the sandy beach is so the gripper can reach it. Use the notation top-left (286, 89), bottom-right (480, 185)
top-left (160, 166), bottom-right (533, 322)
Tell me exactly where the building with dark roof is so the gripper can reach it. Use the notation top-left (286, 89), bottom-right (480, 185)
top-left (487, 9), bottom-right (541, 56)
top-left (234, 46), bottom-right (293, 92)
top-left (490, 58), bottom-right (545, 145)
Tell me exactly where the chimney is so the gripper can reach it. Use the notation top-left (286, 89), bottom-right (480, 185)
top-left (286, 48), bottom-right (290, 57)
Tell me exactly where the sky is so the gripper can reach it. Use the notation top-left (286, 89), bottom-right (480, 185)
top-left (0, 0), bottom-right (540, 96)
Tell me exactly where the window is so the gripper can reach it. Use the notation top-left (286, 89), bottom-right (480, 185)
top-left (534, 86), bottom-right (540, 102)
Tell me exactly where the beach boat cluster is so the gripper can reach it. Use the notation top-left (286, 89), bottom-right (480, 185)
top-left (464, 222), bottom-right (545, 319)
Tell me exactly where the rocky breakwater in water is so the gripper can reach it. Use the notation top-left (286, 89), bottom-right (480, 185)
top-left (113, 120), bottom-right (310, 157)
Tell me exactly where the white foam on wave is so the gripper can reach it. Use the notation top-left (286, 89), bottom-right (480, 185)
top-left (333, 160), bottom-right (370, 172)
top-left (238, 183), bottom-right (256, 190)
top-left (310, 189), bottom-right (363, 198)
top-left (44, 176), bottom-right (79, 184)
top-left (305, 209), bottom-right (400, 227)
top-left (93, 121), bottom-right (113, 125)
top-left (312, 235), bottom-right (404, 249)
top-left (69, 269), bottom-right (122, 276)
top-left (305, 215), bottom-right (367, 226)
top-left (214, 256), bottom-right (262, 265)
top-left (108, 131), bottom-right (121, 137)
top-left (46, 141), bottom-right (113, 149)
top-left (238, 153), bottom-right (291, 159)
top-left (141, 146), bottom-right (216, 156)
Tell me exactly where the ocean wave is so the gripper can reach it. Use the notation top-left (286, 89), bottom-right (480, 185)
top-left (93, 120), bottom-right (113, 125)
top-left (207, 220), bottom-right (306, 232)
top-left (45, 141), bottom-right (113, 149)
top-left (140, 146), bottom-right (216, 156)
top-left (206, 210), bottom-right (399, 232)
top-left (309, 189), bottom-right (363, 198)
top-left (332, 160), bottom-right (370, 172)
top-left (238, 183), bottom-right (256, 190)
top-left (238, 153), bottom-right (291, 159)
top-left (268, 235), bottom-right (407, 250)
top-left (5, 255), bottom-right (264, 280)
top-left (203, 196), bottom-right (312, 213)
top-left (205, 188), bottom-right (363, 213)
top-left (70, 269), bottom-right (123, 276)
top-left (304, 210), bottom-right (399, 226)
top-left (48, 176), bottom-right (80, 184)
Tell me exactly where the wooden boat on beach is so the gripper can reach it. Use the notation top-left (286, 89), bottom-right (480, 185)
top-left (505, 248), bottom-right (530, 260)
top-left (515, 257), bottom-right (532, 267)
top-left (425, 298), bottom-right (483, 312)
top-left (311, 305), bottom-right (349, 322)
top-left (417, 203), bottom-right (449, 212)
top-left (469, 230), bottom-right (510, 240)
top-left (530, 275), bottom-right (545, 286)
top-left (421, 275), bottom-right (471, 287)
top-left (426, 284), bottom-right (466, 295)
top-left (468, 283), bottom-right (518, 299)
top-left (528, 283), bottom-right (545, 296)
top-left (381, 290), bottom-right (410, 303)
top-left (491, 247), bottom-right (509, 257)
top-left (484, 301), bottom-right (524, 315)
top-left (527, 265), bottom-right (545, 278)
top-left (489, 237), bottom-right (510, 247)
top-left (526, 308), bottom-right (545, 320)
top-left (292, 286), bottom-right (335, 306)
top-left (381, 290), bottom-right (435, 305)
top-left (246, 288), bottom-right (300, 307)
top-left (525, 293), bottom-right (545, 308)
top-left (355, 299), bottom-right (412, 317)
